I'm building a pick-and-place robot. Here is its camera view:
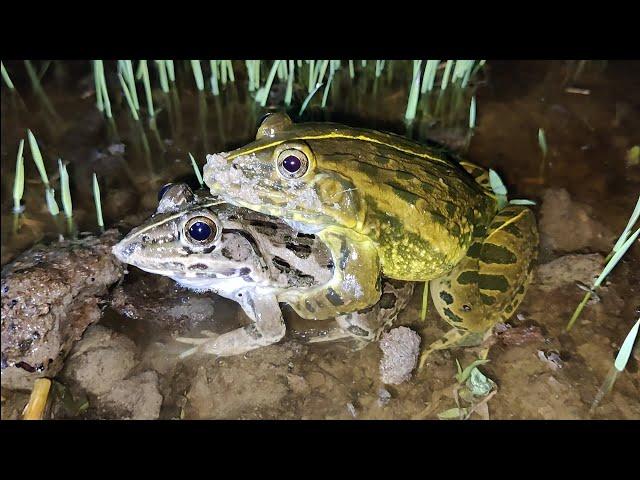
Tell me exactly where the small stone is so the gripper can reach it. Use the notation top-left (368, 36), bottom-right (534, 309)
top-left (379, 327), bottom-right (421, 385)
top-left (377, 388), bottom-right (392, 407)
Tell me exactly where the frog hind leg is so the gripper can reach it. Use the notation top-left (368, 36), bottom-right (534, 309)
top-left (280, 227), bottom-right (382, 321)
top-left (424, 205), bottom-right (539, 364)
top-left (176, 288), bottom-right (285, 358)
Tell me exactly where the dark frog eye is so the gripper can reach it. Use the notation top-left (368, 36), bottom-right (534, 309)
top-left (158, 183), bottom-right (175, 201)
top-left (277, 149), bottom-right (309, 179)
top-left (185, 216), bottom-right (218, 244)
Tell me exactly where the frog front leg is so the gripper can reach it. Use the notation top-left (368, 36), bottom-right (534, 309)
top-left (176, 288), bottom-right (285, 358)
top-left (280, 226), bottom-right (382, 320)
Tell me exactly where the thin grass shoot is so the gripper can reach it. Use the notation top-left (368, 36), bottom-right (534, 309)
top-left (189, 153), bottom-right (204, 187)
top-left (191, 60), bottom-right (205, 91)
top-left (2, 61), bottom-right (16, 90)
top-left (58, 159), bottom-right (73, 218)
top-left (92, 173), bottom-right (104, 231)
top-left (13, 139), bottom-right (25, 213)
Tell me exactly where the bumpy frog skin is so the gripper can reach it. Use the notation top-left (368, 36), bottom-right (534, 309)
top-left (112, 184), bottom-right (414, 357)
top-left (204, 113), bottom-right (539, 355)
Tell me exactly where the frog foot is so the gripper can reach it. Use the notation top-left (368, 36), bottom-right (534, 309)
top-left (178, 289), bottom-right (286, 358)
top-left (418, 328), bottom-right (485, 370)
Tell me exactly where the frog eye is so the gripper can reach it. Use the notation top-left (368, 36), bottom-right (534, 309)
top-left (158, 183), bottom-right (175, 201)
top-left (185, 216), bottom-right (218, 244)
top-left (276, 149), bottom-right (309, 179)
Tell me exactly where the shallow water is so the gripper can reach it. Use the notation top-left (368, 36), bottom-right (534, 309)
top-left (1, 60), bottom-right (639, 419)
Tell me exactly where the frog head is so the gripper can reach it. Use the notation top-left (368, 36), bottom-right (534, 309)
top-left (203, 113), bottom-right (365, 234)
top-left (112, 184), bottom-right (264, 292)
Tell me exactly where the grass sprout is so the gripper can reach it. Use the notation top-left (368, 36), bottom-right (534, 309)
top-left (420, 281), bottom-right (429, 321)
top-left (538, 128), bottom-right (548, 157)
top-left (156, 60), bottom-right (170, 93)
top-left (93, 60), bottom-right (112, 118)
top-left (591, 318), bottom-right (639, 411)
top-left (13, 139), bottom-right (25, 213)
top-left (404, 60), bottom-right (422, 122)
top-left (58, 159), bottom-right (73, 218)
top-left (189, 152), bottom-right (204, 187)
top-left (256, 60), bottom-right (281, 107)
top-left (299, 82), bottom-right (324, 116)
top-left (1, 61), bottom-right (15, 90)
top-left (469, 96), bottom-right (477, 129)
top-left (191, 60), bottom-right (205, 91)
top-left (567, 195), bottom-right (640, 331)
top-left (118, 73), bottom-right (140, 121)
top-left (92, 173), bottom-right (104, 231)
top-left (139, 60), bottom-right (154, 117)
top-left (210, 60), bottom-right (219, 96)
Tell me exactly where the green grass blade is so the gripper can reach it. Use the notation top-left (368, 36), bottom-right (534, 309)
top-left (58, 159), bottom-right (73, 218)
top-left (321, 72), bottom-right (334, 108)
top-left (257, 60), bottom-right (281, 107)
top-left (308, 60), bottom-right (315, 93)
top-left (404, 60), bottom-right (422, 122)
top-left (469, 95), bottom-right (477, 129)
top-left (140, 60), bottom-right (154, 117)
top-left (1, 61), bottom-right (15, 90)
top-left (123, 60), bottom-right (140, 110)
top-left (220, 60), bottom-right (228, 85)
top-left (299, 82), bottom-right (324, 116)
top-left (611, 195), bottom-right (640, 254)
top-left (441, 60), bottom-right (454, 91)
top-left (226, 60), bottom-right (235, 82)
top-left (45, 187), bottom-right (60, 216)
top-left (567, 226), bottom-right (640, 331)
top-left (118, 73), bottom-right (140, 121)
top-left (538, 128), bottom-right (548, 157)
top-left (316, 60), bottom-right (329, 85)
top-left (593, 227), bottom-right (639, 289)
top-left (94, 60), bottom-right (112, 118)
top-left (285, 60), bottom-right (294, 106)
top-left (92, 173), bottom-right (104, 231)
top-left (27, 129), bottom-right (50, 186)
top-left (93, 61), bottom-right (104, 112)
top-left (190, 60), bottom-right (205, 91)
top-left (421, 60), bottom-right (440, 94)
top-left (189, 153), bottom-right (204, 187)
top-left (420, 281), bottom-right (429, 321)
top-left (210, 60), bottom-right (220, 96)
top-left (156, 60), bottom-right (170, 93)
top-left (166, 60), bottom-right (175, 82)
top-left (13, 139), bottom-right (25, 213)
top-left (348, 60), bottom-right (355, 79)
top-left (615, 319), bottom-right (640, 372)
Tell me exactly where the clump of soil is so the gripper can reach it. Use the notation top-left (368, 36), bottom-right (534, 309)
top-left (1, 230), bottom-right (123, 390)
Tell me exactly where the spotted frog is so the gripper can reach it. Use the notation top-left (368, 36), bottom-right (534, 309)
top-left (112, 184), bottom-right (414, 357)
top-left (203, 113), bottom-right (539, 357)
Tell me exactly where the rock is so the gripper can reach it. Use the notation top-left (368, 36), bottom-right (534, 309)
top-left (377, 387), bottom-right (392, 407)
top-left (1, 230), bottom-right (124, 390)
top-left (61, 325), bottom-right (137, 396)
top-left (379, 327), bottom-right (421, 385)
top-left (539, 188), bottom-right (615, 253)
top-left (100, 371), bottom-right (162, 420)
top-left (534, 253), bottom-right (604, 290)
top-left (110, 271), bottom-right (220, 334)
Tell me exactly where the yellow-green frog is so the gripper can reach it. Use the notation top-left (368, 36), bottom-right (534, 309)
top-left (203, 113), bottom-right (538, 357)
